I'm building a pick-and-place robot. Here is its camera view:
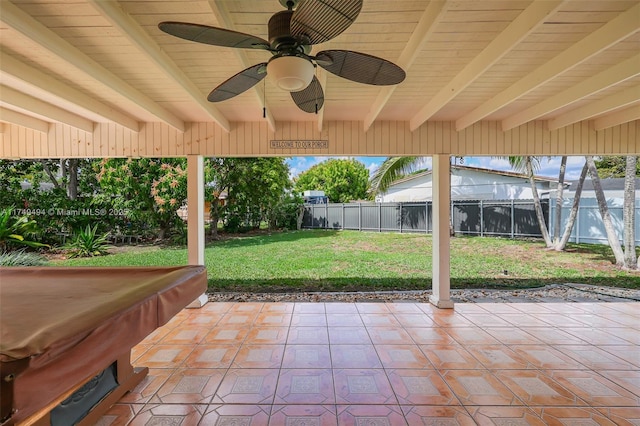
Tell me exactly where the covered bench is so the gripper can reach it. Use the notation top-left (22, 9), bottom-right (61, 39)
top-left (0, 265), bottom-right (207, 426)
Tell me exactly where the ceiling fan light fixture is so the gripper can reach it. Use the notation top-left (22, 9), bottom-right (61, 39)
top-left (267, 55), bottom-right (314, 92)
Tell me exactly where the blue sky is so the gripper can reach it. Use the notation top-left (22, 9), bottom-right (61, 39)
top-left (287, 156), bottom-right (587, 181)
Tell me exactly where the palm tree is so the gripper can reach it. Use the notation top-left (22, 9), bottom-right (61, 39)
top-left (556, 161), bottom-right (588, 251)
top-left (586, 156), bottom-right (625, 266)
top-left (623, 155), bottom-right (638, 270)
top-left (368, 156), bottom-right (423, 197)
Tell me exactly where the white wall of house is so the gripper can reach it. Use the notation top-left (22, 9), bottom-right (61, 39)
top-left (378, 167), bottom-right (554, 202)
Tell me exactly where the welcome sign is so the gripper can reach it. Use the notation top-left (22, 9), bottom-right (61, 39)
top-left (270, 140), bottom-right (329, 149)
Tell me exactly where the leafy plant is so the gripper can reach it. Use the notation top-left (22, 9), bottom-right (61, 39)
top-left (63, 224), bottom-right (112, 258)
top-left (0, 207), bottom-right (49, 251)
top-left (0, 249), bottom-right (48, 266)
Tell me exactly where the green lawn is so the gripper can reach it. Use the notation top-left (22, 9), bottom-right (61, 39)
top-left (55, 230), bottom-right (640, 292)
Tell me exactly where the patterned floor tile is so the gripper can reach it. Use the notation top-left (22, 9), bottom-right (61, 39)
top-left (327, 327), bottom-right (372, 344)
top-left (597, 407), bottom-right (640, 426)
top-left (445, 327), bottom-right (501, 345)
top-left (326, 313), bottom-right (364, 327)
top-left (356, 303), bottom-right (391, 314)
top-left (484, 327), bottom-right (544, 345)
top-left (291, 314), bottom-right (328, 327)
top-left (442, 370), bottom-right (522, 406)
top-left (261, 302), bottom-right (294, 313)
top-left (401, 405), bottom-right (475, 425)
top-left (404, 327), bottom-right (456, 345)
top-left (465, 344), bottom-right (533, 370)
top-left (217, 312), bottom-right (258, 327)
top-left (388, 369), bottom-right (458, 405)
top-left (468, 406), bottom-right (546, 425)
top-left (244, 326), bottom-right (289, 345)
top-left (283, 344), bottom-right (332, 369)
top-left (202, 404), bottom-right (271, 426)
top-left (294, 302), bottom-right (326, 314)
top-left (430, 314), bottom-right (474, 328)
top-left (497, 314), bottom-right (553, 327)
top-left (213, 369), bottom-right (278, 404)
top-left (367, 327), bottom-right (414, 345)
top-left (95, 403), bottom-right (143, 426)
top-left (337, 405), bottom-right (406, 426)
top-left (180, 312), bottom-right (222, 327)
top-left (547, 370), bottom-right (640, 407)
top-left (128, 404), bottom-right (206, 426)
top-left (204, 325), bottom-right (250, 345)
top-left (135, 344), bottom-right (194, 369)
top-left (510, 344), bottom-right (587, 369)
top-left (254, 312), bottom-right (292, 327)
top-left (559, 344), bottom-right (636, 370)
top-left (420, 344), bottom-right (483, 369)
top-left (597, 370), bottom-right (640, 396)
top-left (287, 326), bottom-right (329, 344)
top-left (494, 369), bottom-right (585, 406)
top-left (393, 313), bottom-right (436, 328)
top-left (599, 345), bottom-right (640, 367)
top-left (183, 344), bottom-right (239, 369)
top-left (375, 345), bottom-right (431, 369)
top-left (228, 302), bottom-right (264, 314)
top-left (517, 327), bottom-right (587, 345)
top-left (159, 326), bottom-right (209, 345)
top-left (118, 368), bottom-right (171, 403)
top-left (330, 344), bottom-right (382, 368)
top-left (270, 405), bottom-right (337, 426)
top-left (360, 313), bottom-right (401, 327)
top-left (275, 369), bottom-right (335, 404)
top-left (563, 328), bottom-right (637, 345)
top-left (386, 303), bottom-right (424, 314)
top-left (334, 369), bottom-right (397, 405)
top-left (534, 407), bottom-right (617, 425)
top-left (460, 313), bottom-right (513, 327)
top-left (149, 368), bottom-right (224, 404)
top-left (232, 344), bottom-right (285, 368)
top-left (325, 303), bottom-right (359, 314)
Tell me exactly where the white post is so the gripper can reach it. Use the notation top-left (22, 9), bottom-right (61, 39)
top-left (186, 155), bottom-right (207, 308)
top-left (429, 155), bottom-right (454, 309)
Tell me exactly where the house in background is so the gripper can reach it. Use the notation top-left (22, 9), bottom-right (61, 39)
top-left (562, 177), bottom-right (640, 199)
top-left (376, 165), bottom-right (561, 202)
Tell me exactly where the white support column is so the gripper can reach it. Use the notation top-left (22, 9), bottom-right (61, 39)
top-left (186, 155), bottom-right (208, 308)
top-left (429, 155), bottom-right (454, 309)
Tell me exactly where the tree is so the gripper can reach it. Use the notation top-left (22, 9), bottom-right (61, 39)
top-left (586, 156), bottom-right (625, 266)
top-left (96, 158), bottom-right (187, 239)
top-left (594, 156), bottom-right (640, 178)
top-left (369, 156), bottom-right (422, 197)
top-left (505, 156), bottom-right (553, 247)
top-left (623, 155), bottom-right (637, 270)
top-left (556, 161), bottom-right (588, 251)
top-left (295, 158), bottom-right (369, 203)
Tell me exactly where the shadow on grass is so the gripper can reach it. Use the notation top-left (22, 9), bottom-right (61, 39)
top-left (206, 229), bottom-right (340, 249)
top-left (208, 276), bottom-right (640, 293)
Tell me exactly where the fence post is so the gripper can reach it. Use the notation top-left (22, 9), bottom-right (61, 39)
top-left (480, 199), bottom-right (484, 237)
top-left (399, 203), bottom-right (403, 233)
top-left (325, 202), bottom-right (329, 229)
top-left (425, 201), bottom-right (429, 234)
top-left (510, 199), bottom-right (515, 239)
top-left (358, 203), bottom-right (362, 231)
top-left (342, 203), bottom-right (345, 230)
top-left (378, 203), bottom-right (382, 232)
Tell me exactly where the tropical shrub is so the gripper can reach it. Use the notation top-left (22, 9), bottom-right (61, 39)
top-left (63, 224), bottom-right (112, 258)
top-left (0, 207), bottom-right (49, 251)
top-left (0, 249), bottom-right (48, 266)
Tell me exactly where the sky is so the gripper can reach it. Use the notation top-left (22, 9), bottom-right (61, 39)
top-left (287, 156), bottom-right (587, 181)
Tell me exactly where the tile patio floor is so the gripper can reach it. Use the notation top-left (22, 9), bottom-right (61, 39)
top-left (99, 301), bottom-right (640, 425)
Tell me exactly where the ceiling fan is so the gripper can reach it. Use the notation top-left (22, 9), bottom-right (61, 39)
top-left (159, 0), bottom-right (406, 114)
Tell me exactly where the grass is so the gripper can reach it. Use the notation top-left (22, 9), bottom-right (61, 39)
top-left (55, 230), bottom-right (640, 292)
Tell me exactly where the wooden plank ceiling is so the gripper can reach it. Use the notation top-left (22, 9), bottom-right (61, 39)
top-left (0, 0), bottom-right (639, 137)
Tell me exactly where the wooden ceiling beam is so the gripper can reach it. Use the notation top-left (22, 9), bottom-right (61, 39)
top-left (206, 1), bottom-right (276, 132)
top-left (0, 106), bottom-right (50, 133)
top-left (410, 0), bottom-right (565, 132)
top-left (0, 85), bottom-right (93, 133)
top-left (593, 106), bottom-right (640, 131)
top-left (549, 85), bottom-right (640, 130)
top-left (89, 0), bottom-right (231, 133)
top-left (364, 0), bottom-right (448, 131)
top-left (0, 1), bottom-right (185, 132)
top-left (502, 53), bottom-right (640, 131)
top-left (0, 52), bottom-right (141, 132)
top-left (456, 2), bottom-right (640, 131)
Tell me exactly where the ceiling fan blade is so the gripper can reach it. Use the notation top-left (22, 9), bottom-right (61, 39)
top-left (291, 0), bottom-right (362, 45)
top-left (159, 22), bottom-right (270, 49)
top-left (316, 50), bottom-right (405, 86)
top-left (291, 76), bottom-right (324, 113)
top-left (208, 63), bottom-right (267, 102)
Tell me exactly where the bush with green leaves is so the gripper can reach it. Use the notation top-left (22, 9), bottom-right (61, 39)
top-left (0, 207), bottom-right (49, 252)
top-left (63, 224), bottom-right (112, 258)
top-left (0, 249), bottom-right (48, 266)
